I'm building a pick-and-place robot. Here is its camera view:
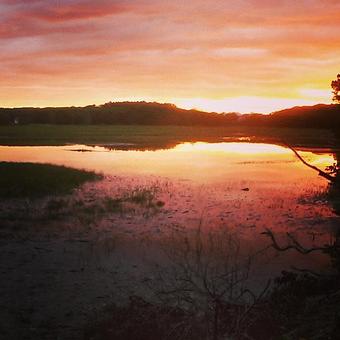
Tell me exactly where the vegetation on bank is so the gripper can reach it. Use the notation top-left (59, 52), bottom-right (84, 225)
top-left (0, 125), bottom-right (335, 149)
top-left (0, 162), bottom-right (101, 198)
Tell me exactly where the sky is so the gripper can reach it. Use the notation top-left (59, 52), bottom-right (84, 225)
top-left (1, 0), bottom-right (340, 113)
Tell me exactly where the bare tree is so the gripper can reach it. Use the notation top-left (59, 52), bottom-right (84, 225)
top-left (146, 225), bottom-right (270, 340)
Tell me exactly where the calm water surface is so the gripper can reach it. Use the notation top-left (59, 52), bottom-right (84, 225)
top-left (1, 142), bottom-right (339, 280)
top-left (0, 141), bottom-right (336, 182)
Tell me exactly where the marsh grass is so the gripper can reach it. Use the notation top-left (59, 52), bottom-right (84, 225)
top-left (297, 186), bottom-right (329, 205)
top-left (0, 124), bottom-right (334, 149)
top-left (0, 162), bottom-right (101, 199)
top-left (0, 183), bottom-right (165, 233)
top-left (102, 187), bottom-right (165, 216)
top-left (104, 197), bottom-right (123, 213)
top-left (127, 188), bottom-right (155, 205)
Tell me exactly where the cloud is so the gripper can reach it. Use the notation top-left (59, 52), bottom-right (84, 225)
top-left (22, 1), bottom-right (129, 22)
top-left (1, 0), bottom-right (340, 111)
top-left (212, 47), bottom-right (268, 58)
top-left (0, 0), bottom-right (133, 39)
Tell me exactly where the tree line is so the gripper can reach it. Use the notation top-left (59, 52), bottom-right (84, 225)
top-left (0, 102), bottom-right (238, 126)
top-left (0, 100), bottom-right (339, 130)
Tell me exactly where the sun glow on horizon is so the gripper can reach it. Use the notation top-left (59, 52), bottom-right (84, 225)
top-left (174, 95), bottom-right (332, 114)
top-left (1, 90), bottom-right (332, 114)
top-left (174, 142), bottom-right (290, 154)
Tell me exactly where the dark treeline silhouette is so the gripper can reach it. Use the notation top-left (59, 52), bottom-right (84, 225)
top-left (0, 102), bottom-right (238, 126)
top-left (231, 103), bottom-right (340, 129)
top-left (1, 101), bottom-right (340, 129)
top-left (269, 103), bottom-right (340, 128)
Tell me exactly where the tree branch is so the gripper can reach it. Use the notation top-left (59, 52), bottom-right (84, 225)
top-left (286, 145), bottom-right (336, 182)
top-left (261, 229), bottom-right (331, 254)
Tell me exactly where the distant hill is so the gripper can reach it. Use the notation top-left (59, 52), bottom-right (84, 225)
top-left (269, 104), bottom-right (340, 129)
top-left (0, 101), bottom-right (238, 126)
top-left (0, 101), bottom-right (339, 130)
top-left (231, 103), bottom-right (340, 130)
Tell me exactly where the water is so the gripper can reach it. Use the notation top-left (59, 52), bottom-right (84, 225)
top-left (0, 142), bottom-right (336, 182)
top-left (2, 141), bottom-right (340, 338)
top-left (1, 142), bottom-right (339, 280)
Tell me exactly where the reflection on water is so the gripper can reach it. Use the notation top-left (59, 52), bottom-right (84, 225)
top-left (175, 141), bottom-right (289, 154)
top-left (0, 142), bottom-right (339, 277)
top-left (0, 142), bottom-right (336, 183)
top-left (2, 141), bottom-right (340, 338)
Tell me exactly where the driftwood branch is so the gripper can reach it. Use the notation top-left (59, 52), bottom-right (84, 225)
top-left (261, 229), bottom-right (332, 254)
top-left (286, 145), bottom-right (336, 182)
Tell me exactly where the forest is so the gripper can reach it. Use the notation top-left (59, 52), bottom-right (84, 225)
top-left (1, 101), bottom-right (339, 130)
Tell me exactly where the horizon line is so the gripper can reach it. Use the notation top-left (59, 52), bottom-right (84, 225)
top-left (0, 100), bottom-right (335, 116)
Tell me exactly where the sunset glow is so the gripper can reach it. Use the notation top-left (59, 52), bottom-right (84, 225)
top-left (0, 142), bottom-right (335, 182)
top-left (1, 0), bottom-right (339, 113)
top-left (174, 142), bottom-right (290, 154)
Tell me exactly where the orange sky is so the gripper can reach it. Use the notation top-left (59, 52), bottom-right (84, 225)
top-left (1, 0), bottom-right (339, 113)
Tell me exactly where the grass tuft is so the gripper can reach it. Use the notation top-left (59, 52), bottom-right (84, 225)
top-left (0, 162), bottom-right (102, 199)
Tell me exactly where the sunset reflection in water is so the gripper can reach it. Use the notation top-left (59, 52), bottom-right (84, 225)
top-left (0, 142), bottom-right (336, 184)
top-left (1, 142), bottom-right (338, 282)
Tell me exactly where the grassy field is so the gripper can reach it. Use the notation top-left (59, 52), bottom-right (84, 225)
top-left (0, 162), bottom-right (101, 198)
top-left (0, 124), bottom-right (336, 149)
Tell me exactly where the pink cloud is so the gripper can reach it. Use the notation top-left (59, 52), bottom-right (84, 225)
top-left (1, 0), bottom-right (340, 108)
top-left (22, 1), bottom-right (129, 22)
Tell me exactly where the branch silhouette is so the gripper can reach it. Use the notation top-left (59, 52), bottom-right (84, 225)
top-left (262, 228), bottom-right (338, 254)
top-left (285, 144), bottom-right (336, 182)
